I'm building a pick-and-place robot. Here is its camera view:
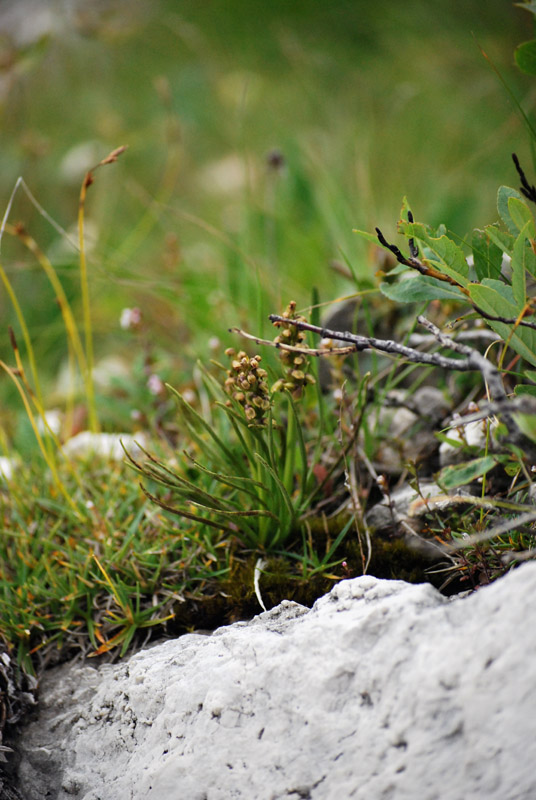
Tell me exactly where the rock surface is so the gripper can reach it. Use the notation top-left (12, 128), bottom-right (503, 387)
top-left (14, 564), bottom-right (536, 800)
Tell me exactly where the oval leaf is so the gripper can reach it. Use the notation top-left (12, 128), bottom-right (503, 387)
top-left (380, 276), bottom-right (465, 303)
top-left (515, 40), bottom-right (536, 76)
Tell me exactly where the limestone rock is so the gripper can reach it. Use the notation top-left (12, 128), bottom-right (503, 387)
top-left (15, 564), bottom-right (536, 800)
top-left (365, 479), bottom-right (445, 533)
top-left (62, 431), bottom-right (149, 461)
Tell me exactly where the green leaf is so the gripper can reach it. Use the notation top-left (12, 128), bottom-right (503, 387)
top-left (189, 500), bottom-right (279, 521)
top-left (184, 454), bottom-right (267, 497)
top-left (511, 227), bottom-right (536, 281)
top-left (400, 196), bottom-right (414, 223)
top-left (471, 228), bottom-right (503, 281)
top-left (512, 221), bottom-right (532, 308)
top-left (433, 223), bottom-right (448, 238)
top-left (468, 283), bottom-right (536, 367)
top-left (508, 197), bottom-right (536, 236)
top-left (524, 369), bottom-right (536, 382)
top-left (515, 40), bottom-right (536, 76)
top-left (255, 453), bottom-right (296, 526)
top-left (484, 225), bottom-right (515, 258)
top-left (353, 228), bottom-right (383, 245)
top-left (309, 514), bottom-right (355, 573)
top-left (511, 409), bottom-right (536, 443)
top-left (285, 391), bottom-right (309, 506)
top-left (439, 455), bottom-right (499, 490)
top-left (472, 279), bottom-right (517, 310)
top-left (435, 431), bottom-right (465, 449)
top-left (166, 385), bottom-right (241, 471)
top-left (398, 220), bottom-right (469, 285)
top-left (380, 276), bottom-right (465, 303)
top-left (514, 384), bottom-right (536, 398)
top-left (497, 186), bottom-right (524, 235)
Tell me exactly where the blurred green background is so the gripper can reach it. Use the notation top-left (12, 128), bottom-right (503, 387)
top-left (0, 0), bottom-right (532, 416)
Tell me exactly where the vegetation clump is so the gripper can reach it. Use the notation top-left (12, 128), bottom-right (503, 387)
top-left (0, 0), bottom-right (534, 694)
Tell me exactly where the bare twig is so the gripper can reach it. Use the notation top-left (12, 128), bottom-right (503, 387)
top-left (502, 547), bottom-right (536, 564)
top-left (375, 227), bottom-right (468, 290)
top-left (262, 314), bottom-right (507, 399)
top-left (229, 327), bottom-right (357, 358)
top-left (443, 393), bottom-right (536, 427)
top-left (415, 316), bottom-right (506, 400)
top-left (469, 303), bottom-right (536, 332)
top-left (512, 152), bottom-right (536, 204)
top-left (407, 210), bottom-right (419, 259)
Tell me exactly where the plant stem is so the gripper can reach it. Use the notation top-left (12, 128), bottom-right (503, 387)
top-left (78, 172), bottom-right (99, 433)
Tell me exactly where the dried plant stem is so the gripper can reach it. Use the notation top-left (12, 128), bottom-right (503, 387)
top-left (0, 360), bottom-right (86, 520)
top-left (0, 262), bottom-right (44, 410)
top-left (78, 172), bottom-right (98, 433)
top-left (78, 146), bottom-right (127, 433)
top-left (10, 223), bottom-right (87, 376)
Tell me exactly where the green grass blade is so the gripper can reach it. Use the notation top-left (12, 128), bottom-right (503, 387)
top-left (255, 452), bottom-right (295, 524)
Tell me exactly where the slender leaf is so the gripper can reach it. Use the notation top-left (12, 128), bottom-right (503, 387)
top-left (469, 282), bottom-right (536, 367)
top-left (167, 385), bottom-right (242, 471)
top-left (255, 453), bottom-right (296, 526)
top-left (484, 225), bottom-right (515, 258)
top-left (286, 391), bottom-right (309, 506)
top-left (184, 453), bottom-right (267, 494)
top-left (471, 228), bottom-right (504, 281)
top-left (140, 484), bottom-right (238, 533)
top-left (508, 197), bottom-right (536, 236)
top-left (189, 500), bottom-right (279, 521)
top-left (497, 186), bottom-right (524, 235)
top-left (352, 228), bottom-right (383, 245)
top-left (512, 221), bottom-right (531, 308)
top-left (315, 514), bottom-right (356, 571)
top-left (439, 455), bottom-right (499, 490)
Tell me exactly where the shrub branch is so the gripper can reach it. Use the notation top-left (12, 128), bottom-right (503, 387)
top-left (254, 314), bottom-right (507, 400)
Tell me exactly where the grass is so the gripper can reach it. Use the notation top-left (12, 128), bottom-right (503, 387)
top-left (0, 0), bottom-right (530, 389)
top-left (0, 1), bottom-right (535, 674)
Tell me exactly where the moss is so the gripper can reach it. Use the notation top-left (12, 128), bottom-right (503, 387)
top-left (165, 513), bottom-right (462, 637)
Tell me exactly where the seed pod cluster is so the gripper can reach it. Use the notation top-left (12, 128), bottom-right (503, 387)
top-left (224, 349), bottom-right (271, 426)
top-left (272, 300), bottom-right (316, 397)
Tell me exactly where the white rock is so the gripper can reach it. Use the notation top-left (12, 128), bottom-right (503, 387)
top-left (365, 479), bottom-right (445, 532)
top-left (36, 409), bottom-right (63, 437)
top-left (15, 564), bottom-right (536, 800)
top-left (59, 141), bottom-right (104, 183)
top-left (55, 354), bottom-right (131, 398)
top-left (0, 456), bottom-right (15, 481)
top-left (198, 154), bottom-right (251, 196)
top-left (439, 417), bottom-right (499, 467)
top-left (62, 431), bottom-right (148, 461)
